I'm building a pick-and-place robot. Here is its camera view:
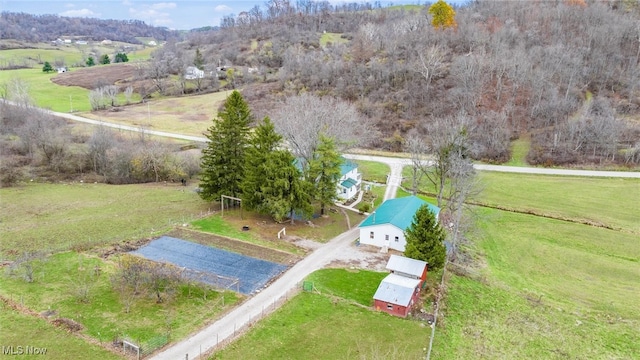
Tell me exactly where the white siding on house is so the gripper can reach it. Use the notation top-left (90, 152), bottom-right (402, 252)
top-left (337, 166), bottom-right (361, 200)
top-left (359, 224), bottom-right (406, 251)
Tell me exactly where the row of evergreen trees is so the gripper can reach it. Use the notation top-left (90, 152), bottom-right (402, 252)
top-left (198, 91), bottom-right (343, 223)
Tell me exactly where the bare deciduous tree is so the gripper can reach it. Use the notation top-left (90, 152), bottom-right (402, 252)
top-left (272, 93), bottom-right (378, 163)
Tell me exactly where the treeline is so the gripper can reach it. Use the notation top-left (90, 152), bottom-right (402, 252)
top-left (183, 0), bottom-right (640, 166)
top-left (0, 99), bottom-right (200, 187)
top-left (0, 12), bottom-right (177, 43)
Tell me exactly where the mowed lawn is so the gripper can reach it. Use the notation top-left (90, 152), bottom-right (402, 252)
top-left (214, 269), bottom-right (430, 360)
top-left (0, 182), bottom-right (211, 254)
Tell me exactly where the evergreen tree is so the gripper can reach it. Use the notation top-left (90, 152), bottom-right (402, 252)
top-left (114, 52), bottom-right (129, 63)
top-left (404, 204), bottom-right (447, 272)
top-left (199, 90), bottom-right (252, 201)
top-left (100, 54), bottom-right (111, 64)
top-left (308, 135), bottom-right (343, 215)
top-left (194, 48), bottom-right (205, 70)
top-left (42, 61), bottom-right (53, 73)
top-left (263, 151), bottom-right (313, 224)
top-left (86, 57), bottom-right (95, 67)
top-left (241, 117), bottom-right (283, 211)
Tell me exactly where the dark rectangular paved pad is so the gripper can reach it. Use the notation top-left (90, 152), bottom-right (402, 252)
top-left (131, 236), bottom-right (288, 294)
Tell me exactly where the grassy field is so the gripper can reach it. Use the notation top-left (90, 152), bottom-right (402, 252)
top-left (0, 182), bottom-right (211, 256)
top-left (81, 90), bottom-right (235, 137)
top-left (0, 42), bottom-right (149, 68)
top-left (505, 135), bottom-right (531, 166)
top-left (0, 43), bottom-right (150, 113)
top-left (428, 171), bottom-right (640, 359)
top-left (0, 251), bottom-right (240, 354)
top-left (476, 172), bottom-right (640, 233)
top-left (357, 160), bottom-right (390, 184)
top-left (0, 68), bottom-right (93, 112)
top-left (213, 269), bottom-right (430, 360)
top-left (305, 268), bottom-right (387, 306)
top-left (0, 305), bottom-right (122, 360)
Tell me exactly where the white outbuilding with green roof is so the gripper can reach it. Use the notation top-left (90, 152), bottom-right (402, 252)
top-left (358, 196), bottom-right (440, 252)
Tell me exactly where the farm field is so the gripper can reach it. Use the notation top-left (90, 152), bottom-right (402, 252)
top-left (0, 182), bottom-right (212, 255)
top-left (82, 90), bottom-right (235, 137)
top-left (0, 42), bottom-right (150, 113)
top-left (1, 305), bottom-right (122, 359)
top-left (476, 172), bottom-right (640, 233)
top-left (0, 251), bottom-right (241, 356)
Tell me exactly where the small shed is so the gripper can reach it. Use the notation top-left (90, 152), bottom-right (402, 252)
top-left (373, 273), bottom-right (421, 318)
top-left (386, 254), bottom-right (428, 284)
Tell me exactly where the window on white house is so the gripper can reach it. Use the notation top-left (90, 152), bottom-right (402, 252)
top-left (395, 236), bottom-right (399, 242)
top-left (385, 235), bottom-right (389, 241)
top-left (370, 231), bottom-right (374, 239)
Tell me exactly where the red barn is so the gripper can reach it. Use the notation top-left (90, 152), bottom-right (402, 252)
top-left (373, 255), bottom-right (428, 318)
top-left (373, 274), bottom-right (422, 318)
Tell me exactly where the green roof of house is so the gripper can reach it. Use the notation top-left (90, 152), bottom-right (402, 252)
top-left (340, 178), bottom-right (358, 189)
top-left (340, 158), bottom-right (357, 176)
top-left (359, 196), bottom-right (440, 231)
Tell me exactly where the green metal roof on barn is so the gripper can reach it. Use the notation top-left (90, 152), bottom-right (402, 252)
top-left (359, 196), bottom-right (440, 231)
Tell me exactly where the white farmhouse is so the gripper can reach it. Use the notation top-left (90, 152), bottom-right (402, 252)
top-left (358, 196), bottom-right (440, 252)
top-left (337, 158), bottom-right (361, 201)
top-left (185, 66), bottom-right (205, 80)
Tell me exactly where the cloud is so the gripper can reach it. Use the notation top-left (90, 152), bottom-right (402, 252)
top-left (60, 9), bottom-right (99, 17)
top-left (214, 5), bottom-right (232, 12)
top-left (151, 2), bottom-right (177, 10)
top-left (129, 3), bottom-right (174, 27)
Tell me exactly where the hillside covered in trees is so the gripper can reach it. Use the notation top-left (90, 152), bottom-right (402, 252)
top-left (2, 0), bottom-right (640, 189)
top-left (178, 0), bottom-right (640, 166)
top-left (0, 12), bottom-right (177, 44)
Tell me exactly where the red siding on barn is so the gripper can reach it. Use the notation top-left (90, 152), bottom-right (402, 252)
top-left (374, 299), bottom-right (409, 317)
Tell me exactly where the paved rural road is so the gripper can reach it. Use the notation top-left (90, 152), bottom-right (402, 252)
top-left (27, 104), bottom-right (639, 179)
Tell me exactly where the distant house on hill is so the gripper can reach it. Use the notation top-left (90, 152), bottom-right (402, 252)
top-left (185, 66), bottom-right (204, 79)
top-left (373, 255), bottom-right (428, 318)
top-left (57, 67), bottom-right (67, 73)
top-left (358, 196), bottom-right (440, 252)
top-left (337, 157), bottom-right (361, 201)
top-left (101, 39), bottom-right (112, 45)
top-left (148, 40), bottom-right (157, 46)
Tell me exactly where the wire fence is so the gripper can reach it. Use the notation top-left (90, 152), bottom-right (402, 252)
top-left (198, 283), bottom-right (303, 359)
